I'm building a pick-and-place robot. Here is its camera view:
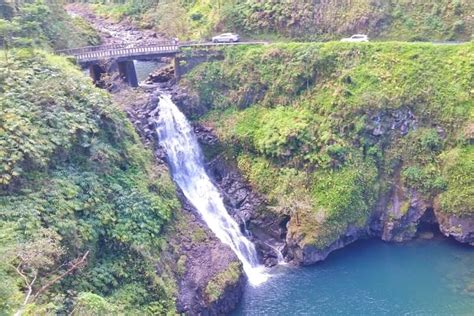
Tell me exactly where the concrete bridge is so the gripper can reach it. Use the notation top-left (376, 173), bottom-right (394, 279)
top-left (58, 40), bottom-right (266, 87)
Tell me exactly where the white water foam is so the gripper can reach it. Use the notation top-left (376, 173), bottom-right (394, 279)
top-left (154, 94), bottom-right (268, 286)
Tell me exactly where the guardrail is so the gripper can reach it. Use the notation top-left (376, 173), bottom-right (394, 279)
top-left (57, 40), bottom-right (268, 62)
top-left (57, 41), bottom-right (179, 62)
top-left (56, 40), bottom-right (177, 55)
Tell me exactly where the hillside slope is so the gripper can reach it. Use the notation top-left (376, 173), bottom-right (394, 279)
top-left (88, 0), bottom-right (473, 41)
top-left (184, 42), bottom-right (474, 262)
top-left (220, 0), bottom-right (474, 41)
top-left (0, 0), bottom-right (99, 50)
top-left (0, 50), bottom-right (181, 314)
top-left (1, 3), bottom-right (248, 314)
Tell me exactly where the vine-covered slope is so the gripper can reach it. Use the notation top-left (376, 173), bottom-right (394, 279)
top-left (185, 42), bottom-right (474, 255)
top-left (0, 51), bottom-right (179, 315)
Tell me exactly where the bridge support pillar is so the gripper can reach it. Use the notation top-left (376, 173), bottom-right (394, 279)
top-left (89, 64), bottom-right (105, 85)
top-left (118, 60), bottom-right (138, 87)
top-left (173, 57), bottom-right (181, 80)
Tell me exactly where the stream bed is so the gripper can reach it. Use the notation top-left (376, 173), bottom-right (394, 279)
top-left (234, 237), bottom-right (474, 315)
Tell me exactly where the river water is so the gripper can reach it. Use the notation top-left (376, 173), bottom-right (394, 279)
top-left (134, 60), bottom-right (162, 82)
top-left (233, 237), bottom-right (474, 315)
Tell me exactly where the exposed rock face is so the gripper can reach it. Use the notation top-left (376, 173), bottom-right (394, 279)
top-left (169, 198), bottom-right (245, 315)
top-left (369, 107), bottom-right (417, 137)
top-left (194, 125), bottom-right (288, 267)
top-left (124, 88), bottom-right (246, 315)
top-left (435, 211), bottom-right (474, 245)
top-left (379, 189), bottom-right (432, 242)
top-left (287, 225), bottom-right (365, 265)
top-left (171, 85), bottom-right (206, 118)
top-left (146, 64), bottom-right (175, 84)
top-left (204, 272), bottom-right (246, 316)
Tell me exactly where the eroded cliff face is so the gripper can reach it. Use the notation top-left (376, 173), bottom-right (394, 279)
top-left (171, 42), bottom-right (473, 268)
top-left (184, 115), bottom-right (473, 267)
top-left (436, 211), bottom-right (474, 245)
top-left (122, 88), bottom-right (245, 315)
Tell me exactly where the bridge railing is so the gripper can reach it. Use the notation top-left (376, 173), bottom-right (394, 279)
top-left (57, 40), bottom-right (180, 62)
top-left (57, 40), bottom-right (268, 63)
top-left (57, 40), bottom-right (177, 55)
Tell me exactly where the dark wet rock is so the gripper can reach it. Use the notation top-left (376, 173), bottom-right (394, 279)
top-left (288, 225), bottom-right (366, 265)
top-left (380, 190), bottom-right (431, 242)
top-left (124, 91), bottom-right (160, 149)
top-left (369, 107), bottom-right (417, 137)
top-left (194, 125), bottom-right (220, 146)
top-left (146, 64), bottom-right (175, 83)
top-left (435, 210), bottom-right (474, 245)
top-left (171, 85), bottom-right (206, 118)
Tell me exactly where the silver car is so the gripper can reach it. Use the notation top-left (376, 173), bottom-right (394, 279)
top-left (212, 33), bottom-right (240, 43)
top-left (340, 34), bottom-right (369, 42)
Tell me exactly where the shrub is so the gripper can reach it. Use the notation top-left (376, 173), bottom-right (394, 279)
top-left (439, 146), bottom-right (474, 215)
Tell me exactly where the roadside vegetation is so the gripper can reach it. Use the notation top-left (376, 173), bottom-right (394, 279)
top-left (71, 0), bottom-right (473, 41)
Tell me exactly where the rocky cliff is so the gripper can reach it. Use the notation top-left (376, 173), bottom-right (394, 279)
top-left (122, 87), bottom-right (246, 315)
top-left (178, 42), bottom-right (474, 266)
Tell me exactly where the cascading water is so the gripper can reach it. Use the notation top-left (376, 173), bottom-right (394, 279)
top-left (154, 94), bottom-right (268, 286)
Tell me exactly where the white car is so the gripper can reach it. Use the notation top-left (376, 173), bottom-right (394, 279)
top-left (212, 33), bottom-right (240, 43)
top-left (340, 34), bottom-right (369, 42)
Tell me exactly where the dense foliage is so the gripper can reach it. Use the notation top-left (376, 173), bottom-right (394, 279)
top-left (222, 0), bottom-right (474, 41)
top-left (0, 0), bottom-right (100, 51)
top-left (186, 42), bottom-right (473, 248)
top-left (0, 51), bottom-right (179, 314)
top-left (75, 0), bottom-right (473, 41)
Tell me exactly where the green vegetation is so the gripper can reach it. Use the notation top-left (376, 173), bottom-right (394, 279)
top-left (222, 0), bottom-right (474, 41)
top-left (205, 261), bottom-right (241, 303)
top-left (1, 0), bottom-right (472, 312)
top-left (0, 50), bottom-right (179, 314)
top-left (185, 42), bottom-right (473, 248)
top-left (439, 146), bottom-right (474, 215)
top-left (0, 0), bottom-right (100, 51)
top-left (89, 0), bottom-right (217, 38)
top-left (77, 0), bottom-right (473, 41)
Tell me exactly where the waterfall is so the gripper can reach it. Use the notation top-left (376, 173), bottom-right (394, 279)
top-left (154, 94), bottom-right (268, 286)
top-left (266, 243), bottom-right (286, 265)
